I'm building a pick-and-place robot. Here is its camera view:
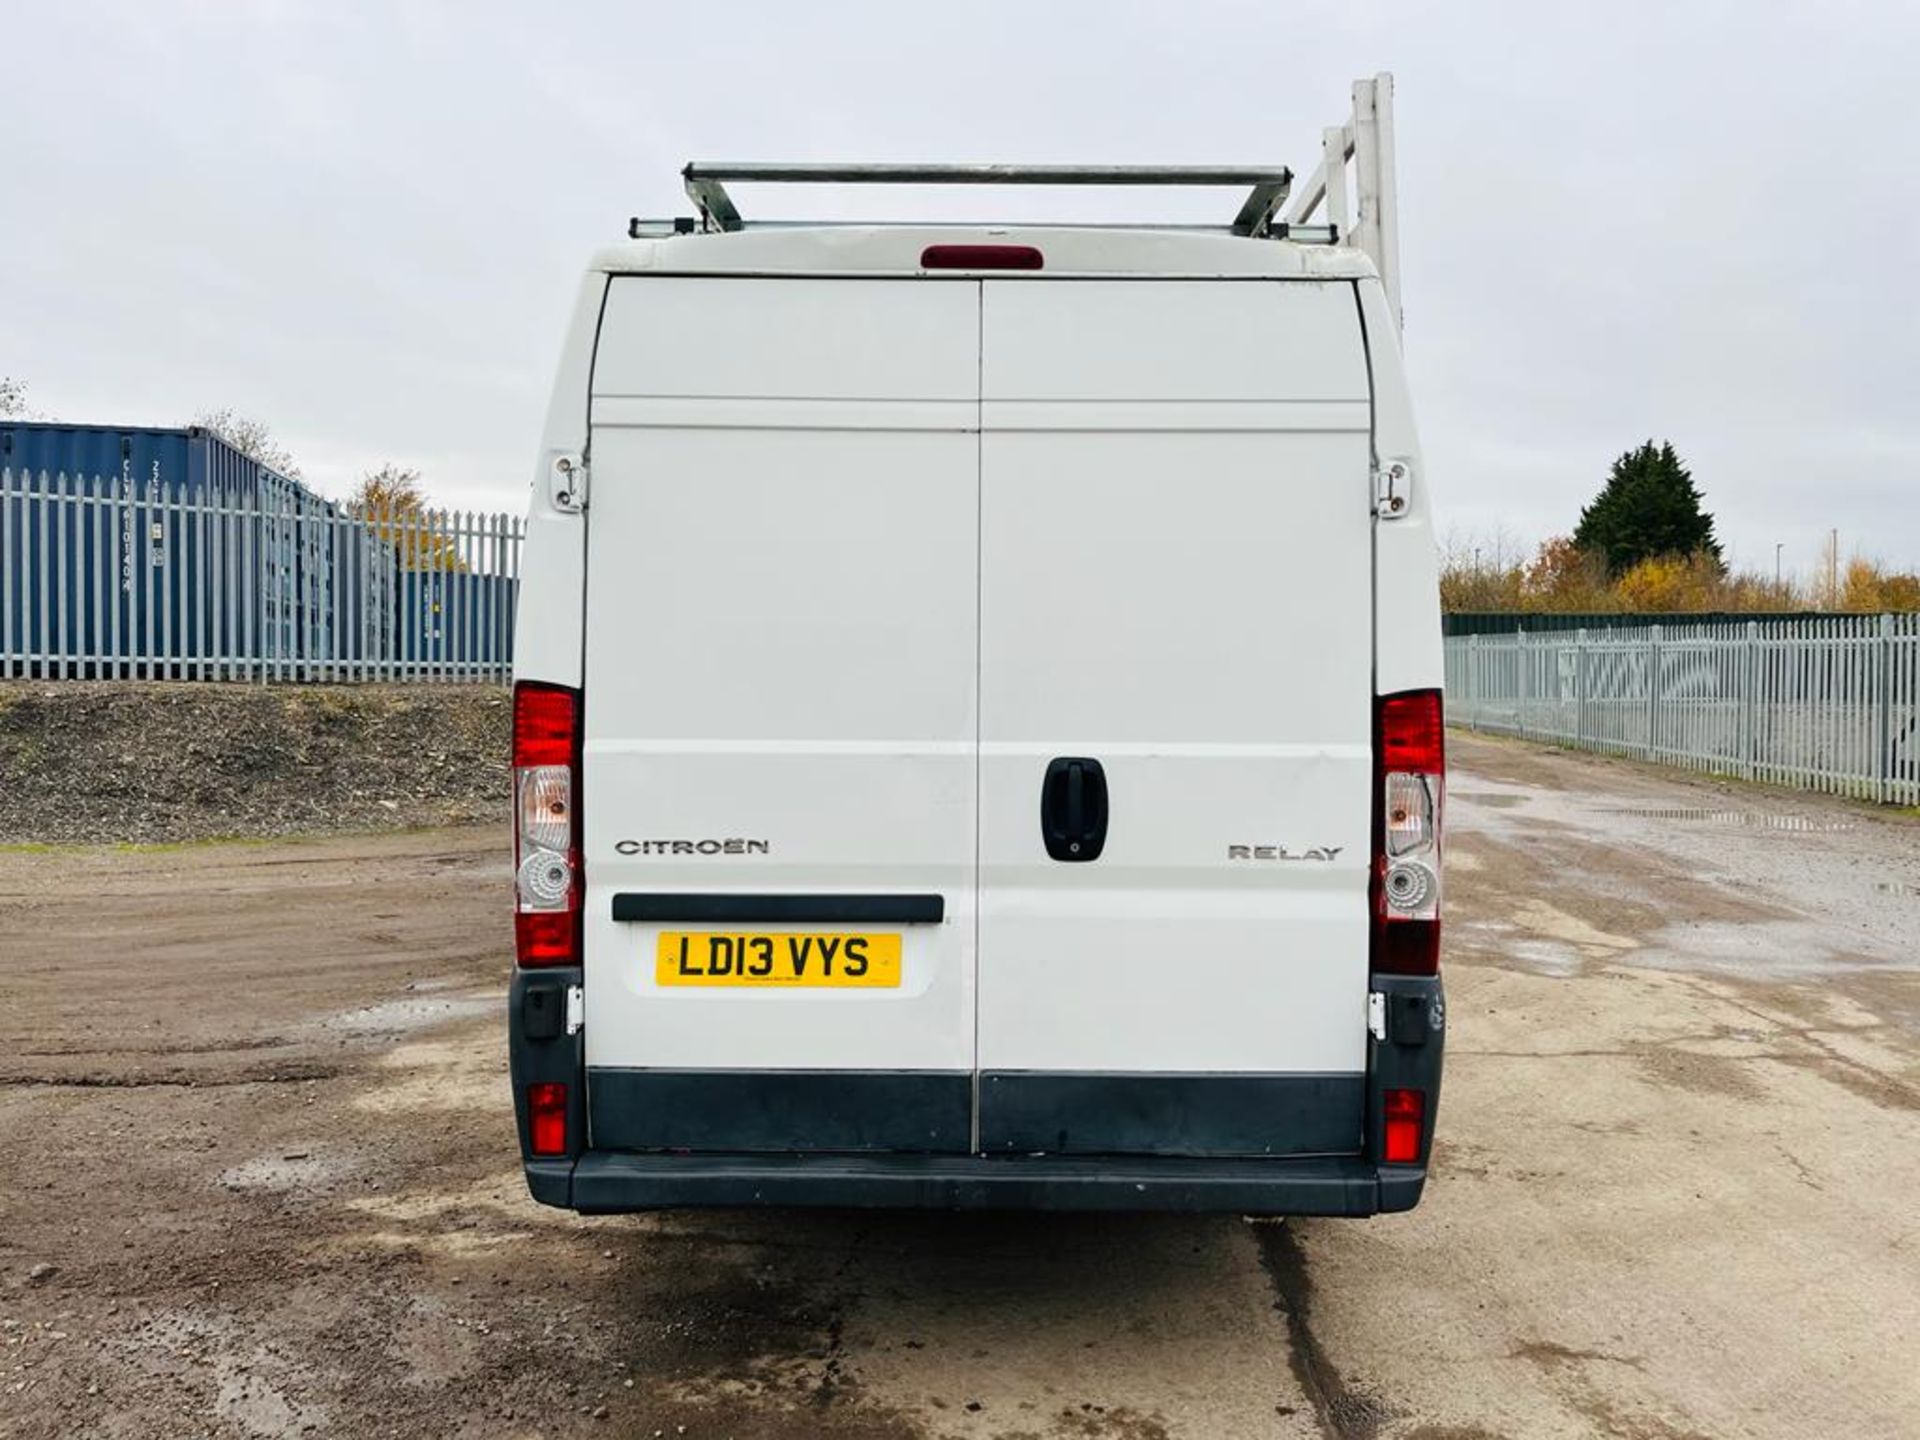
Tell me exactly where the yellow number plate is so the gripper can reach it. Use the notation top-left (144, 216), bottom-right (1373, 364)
top-left (655, 932), bottom-right (902, 988)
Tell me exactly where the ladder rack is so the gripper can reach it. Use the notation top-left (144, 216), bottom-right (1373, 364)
top-left (681, 164), bottom-right (1296, 239)
top-left (649, 73), bottom-right (1402, 328)
top-left (1284, 74), bottom-right (1401, 327)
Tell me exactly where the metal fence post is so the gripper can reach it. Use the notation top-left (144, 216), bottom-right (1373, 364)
top-left (1574, 627), bottom-right (1588, 749)
top-left (1742, 621), bottom-right (1759, 781)
top-left (1467, 634), bottom-right (1480, 731)
top-left (1516, 627), bottom-right (1528, 737)
top-left (1646, 624), bottom-right (1662, 760)
top-left (1877, 612), bottom-right (1895, 804)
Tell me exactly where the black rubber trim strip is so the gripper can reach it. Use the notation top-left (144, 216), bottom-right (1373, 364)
top-left (590, 1068), bottom-right (971, 1153)
top-left (562, 1150), bottom-right (1417, 1216)
top-left (611, 892), bottom-right (945, 924)
top-left (978, 1071), bottom-right (1364, 1157)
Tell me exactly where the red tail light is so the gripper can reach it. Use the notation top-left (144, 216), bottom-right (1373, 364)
top-left (1382, 1088), bottom-right (1425, 1163)
top-left (527, 1081), bottom-right (569, 1156)
top-left (920, 243), bottom-right (1045, 270)
top-left (1373, 689), bottom-right (1443, 976)
top-left (513, 682), bottom-right (577, 766)
top-left (513, 681), bottom-right (581, 968)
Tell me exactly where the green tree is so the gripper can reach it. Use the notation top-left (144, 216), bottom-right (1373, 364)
top-left (1573, 441), bottom-right (1722, 576)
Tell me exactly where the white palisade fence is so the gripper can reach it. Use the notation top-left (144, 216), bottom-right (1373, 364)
top-left (1446, 617), bottom-right (1920, 805)
top-left (1, 469), bottom-right (522, 683)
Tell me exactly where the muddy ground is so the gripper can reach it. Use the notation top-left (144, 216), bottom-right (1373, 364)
top-left (2, 733), bottom-right (1917, 1439)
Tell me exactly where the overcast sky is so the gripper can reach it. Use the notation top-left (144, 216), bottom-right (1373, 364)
top-left (6, 1), bottom-right (1916, 579)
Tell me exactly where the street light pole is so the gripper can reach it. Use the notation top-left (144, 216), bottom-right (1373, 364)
top-left (1775, 542), bottom-right (1783, 591)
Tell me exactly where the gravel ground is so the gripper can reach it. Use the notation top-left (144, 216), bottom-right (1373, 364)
top-left (0, 735), bottom-right (1916, 1438)
top-left (0, 683), bottom-right (509, 845)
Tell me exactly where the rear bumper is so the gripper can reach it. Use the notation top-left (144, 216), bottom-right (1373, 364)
top-left (525, 1150), bottom-right (1428, 1216)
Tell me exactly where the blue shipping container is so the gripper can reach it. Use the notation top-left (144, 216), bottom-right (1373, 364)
top-left (0, 421), bottom-right (339, 675)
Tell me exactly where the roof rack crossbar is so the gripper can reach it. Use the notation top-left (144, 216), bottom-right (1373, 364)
top-left (679, 163), bottom-right (1294, 238)
top-left (665, 73), bottom-right (1402, 332)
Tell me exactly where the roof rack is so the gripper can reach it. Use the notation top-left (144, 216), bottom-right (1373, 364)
top-left (1283, 73), bottom-right (1401, 327)
top-left (652, 73), bottom-right (1402, 327)
top-left (680, 163), bottom-right (1296, 239)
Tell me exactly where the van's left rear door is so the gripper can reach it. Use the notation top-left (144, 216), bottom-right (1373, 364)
top-left (580, 276), bottom-right (981, 1153)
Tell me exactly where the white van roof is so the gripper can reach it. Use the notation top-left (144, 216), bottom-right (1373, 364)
top-left (587, 226), bottom-right (1381, 281)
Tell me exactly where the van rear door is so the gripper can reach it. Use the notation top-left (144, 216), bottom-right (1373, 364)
top-left (975, 279), bottom-right (1375, 1158)
top-left (579, 277), bottom-right (980, 1154)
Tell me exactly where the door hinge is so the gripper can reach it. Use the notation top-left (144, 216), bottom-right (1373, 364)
top-left (1373, 458), bottom-right (1412, 520)
top-left (1367, 991), bottom-right (1387, 1041)
top-left (564, 984), bottom-right (585, 1036)
top-left (549, 454), bottom-right (587, 513)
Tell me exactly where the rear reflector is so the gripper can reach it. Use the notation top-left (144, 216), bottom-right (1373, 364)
top-left (528, 1081), bottom-right (568, 1156)
top-left (1383, 1088), bottom-right (1425, 1164)
top-left (920, 243), bottom-right (1044, 271)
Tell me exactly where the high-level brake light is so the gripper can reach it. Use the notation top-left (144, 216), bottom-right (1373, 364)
top-left (920, 243), bottom-right (1045, 271)
top-left (1373, 689), bottom-right (1443, 976)
top-left (514, 681), bottom-right (581, 967)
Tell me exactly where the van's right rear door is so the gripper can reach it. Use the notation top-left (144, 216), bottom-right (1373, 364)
top-left (975, 279), bottom-right (1376, 1158)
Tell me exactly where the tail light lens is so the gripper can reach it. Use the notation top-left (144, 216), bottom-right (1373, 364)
top-left (527, 1081), bottom-right (569, 1156)
top-left (1382, 1087), bottom-right (1426, 1163)
top-left (1373, 689), bottom-right (1443, 976)
top-left (514, 681), bottom-right (581, 968)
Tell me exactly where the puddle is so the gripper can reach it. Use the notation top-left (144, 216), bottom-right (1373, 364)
top-left (1604, 807), bottom-right (1855, 833)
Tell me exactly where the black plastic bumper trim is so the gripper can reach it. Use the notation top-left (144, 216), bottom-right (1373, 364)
top-left (979, 1071), bottom-right (1363, 1157)
top-left (610, 892), bottom-right (945, 924)
top-left (555, 1150), bottom-right (1420, 1215)
top-left (589, 1067), bottom-right (972, 1153)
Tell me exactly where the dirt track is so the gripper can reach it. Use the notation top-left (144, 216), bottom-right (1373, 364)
top-left (2, 734), bottom-right (1918, 1439)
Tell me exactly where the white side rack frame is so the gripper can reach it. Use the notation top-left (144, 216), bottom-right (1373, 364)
top-left (1283, 73), bottom-right (1402, 329)
top-left (641, 73), bottom-right (1403, 329)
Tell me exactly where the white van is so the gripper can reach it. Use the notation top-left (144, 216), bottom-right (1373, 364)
top-left (509, 76), bottom-right (1445, 1215)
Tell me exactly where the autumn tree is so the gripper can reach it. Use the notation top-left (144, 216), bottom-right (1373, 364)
top-left (190, 408), bottom-right (303, 479)
top-left (1841, 557), bottom-right (1920, 613)
top-left (1573, 441), bottom-right (1722, 576)
top-left (352, 463), bottom-right (424, 517)
top-left (350, 463), bottom-right (466, 572)
top-left (1520, 536), bottom-right (1615, 612)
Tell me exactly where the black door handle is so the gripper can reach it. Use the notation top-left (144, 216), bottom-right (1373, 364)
top-left (1042, 757), bottom-right (1108, 862)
